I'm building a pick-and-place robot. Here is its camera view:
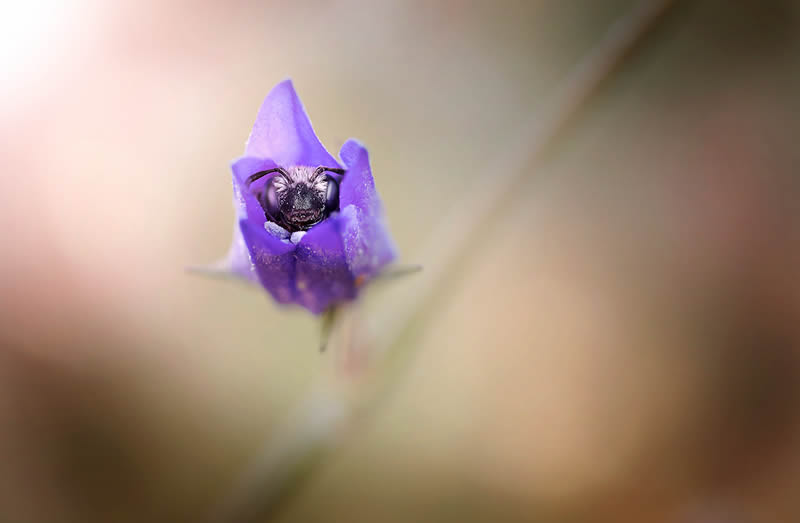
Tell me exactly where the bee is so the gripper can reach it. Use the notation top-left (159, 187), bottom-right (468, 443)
top-left (246, 166), bottom-right (346, 233)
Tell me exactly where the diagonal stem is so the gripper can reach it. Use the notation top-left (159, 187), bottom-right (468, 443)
top-left (209, 1), bottom-right (677, 521)
top-left (370, 0), bottom-right (677, 355)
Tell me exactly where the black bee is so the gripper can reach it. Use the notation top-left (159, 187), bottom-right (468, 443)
top-left (246, 166), bottom-right (346, 233)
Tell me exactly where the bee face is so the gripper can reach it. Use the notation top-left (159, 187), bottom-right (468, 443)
top-left (248, 166), bottom-right (344, 233)
top-left (273, 167), bottom-right (327, 230)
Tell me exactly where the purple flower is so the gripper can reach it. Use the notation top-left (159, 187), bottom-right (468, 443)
top-left (218, 80), bottom-right (396, 314)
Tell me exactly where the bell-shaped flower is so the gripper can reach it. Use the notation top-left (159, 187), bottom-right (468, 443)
top-left (214, 80), bottom-right (397, 314)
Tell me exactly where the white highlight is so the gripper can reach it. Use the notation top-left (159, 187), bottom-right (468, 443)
top-left (290, 231), bottom-right (306, 244)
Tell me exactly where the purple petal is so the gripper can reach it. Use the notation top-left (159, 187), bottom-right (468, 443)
top-left (239, 219), bottom-right (297, 305)
top-left (232, 156), bottom-right (276, 184)
top-left (218, 221), bottom-right (260, 283)
top-left (232, 164), bottom-right (272, 227)
top-left (338, 139), bottom-right (397, 279)
top-left (245, 79), bottom-right (341, 168)
top-left (210, 170), bottom-right (272, 282)
top-left (232, 155), bottom-right (279, 195)
top-left (294, 218), bottom-right (356, 314)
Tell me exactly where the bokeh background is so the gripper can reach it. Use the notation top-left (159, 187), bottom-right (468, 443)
top-left (1, 1), bottom-right (799, 522)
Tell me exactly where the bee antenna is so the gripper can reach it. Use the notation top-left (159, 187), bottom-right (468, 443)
top-left (246, 167), bottom-right (289, 186)
top-left (313, 166), bottom-right (346, 177)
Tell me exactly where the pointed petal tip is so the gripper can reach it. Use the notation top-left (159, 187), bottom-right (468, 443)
top-left (275, 77), bottom-right (294, 89)
top-left (339, 138), bottom-right (369, 168)
top-left (341, 137), bottom-right (366, 149)
top-left (263, 78), bottom-right (298, 105)
top-left (245, 79), bottom-right (338, 167)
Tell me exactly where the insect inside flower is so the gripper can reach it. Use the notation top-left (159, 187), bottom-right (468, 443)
top-left (198, 79), bottom-right (402, 317)
top-left (246, 165), bottom-right (346, 233)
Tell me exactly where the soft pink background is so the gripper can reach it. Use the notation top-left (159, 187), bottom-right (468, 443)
top-left (1, 1), bottom-right (798, 522)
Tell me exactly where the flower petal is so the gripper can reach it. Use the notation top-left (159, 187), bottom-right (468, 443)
top-left (245, 79), bottom-right (340, 168)
top-left (294, 218), bottom-right (356, 314)
top-left (231, 163), bottom-right (272, 227)
top-left (338, 139), bottom-right (397, 279)
top-left (200, 169), bottom-right (271, 283)
top-left (239, 219), bottom-right (297, 305)
top-left (232, 156), bottom-right (275, 184)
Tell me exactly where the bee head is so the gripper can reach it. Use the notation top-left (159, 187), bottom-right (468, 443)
top-left (247, 166), bottom-right (345, 233)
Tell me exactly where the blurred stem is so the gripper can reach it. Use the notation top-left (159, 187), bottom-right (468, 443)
top-left (318, 306), bottom-right (337, 352)
top-left (209, 0), bottom-right (677, 521)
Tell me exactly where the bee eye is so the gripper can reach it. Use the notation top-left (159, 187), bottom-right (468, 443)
top-left (261, 176), bottom-right (281, 221)
top-left (324, 175), bottom-right (339, 214)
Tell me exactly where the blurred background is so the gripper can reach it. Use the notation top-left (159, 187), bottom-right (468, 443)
top-left (1, 1), bottom-right (799, 522)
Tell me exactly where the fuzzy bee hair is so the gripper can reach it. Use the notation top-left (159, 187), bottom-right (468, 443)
top-left (272, 166), bottom-right (329, 195)
top-left (245, 165), bottom-right (347, 233)
top-left (245, 165), bottom-right (345, 190)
